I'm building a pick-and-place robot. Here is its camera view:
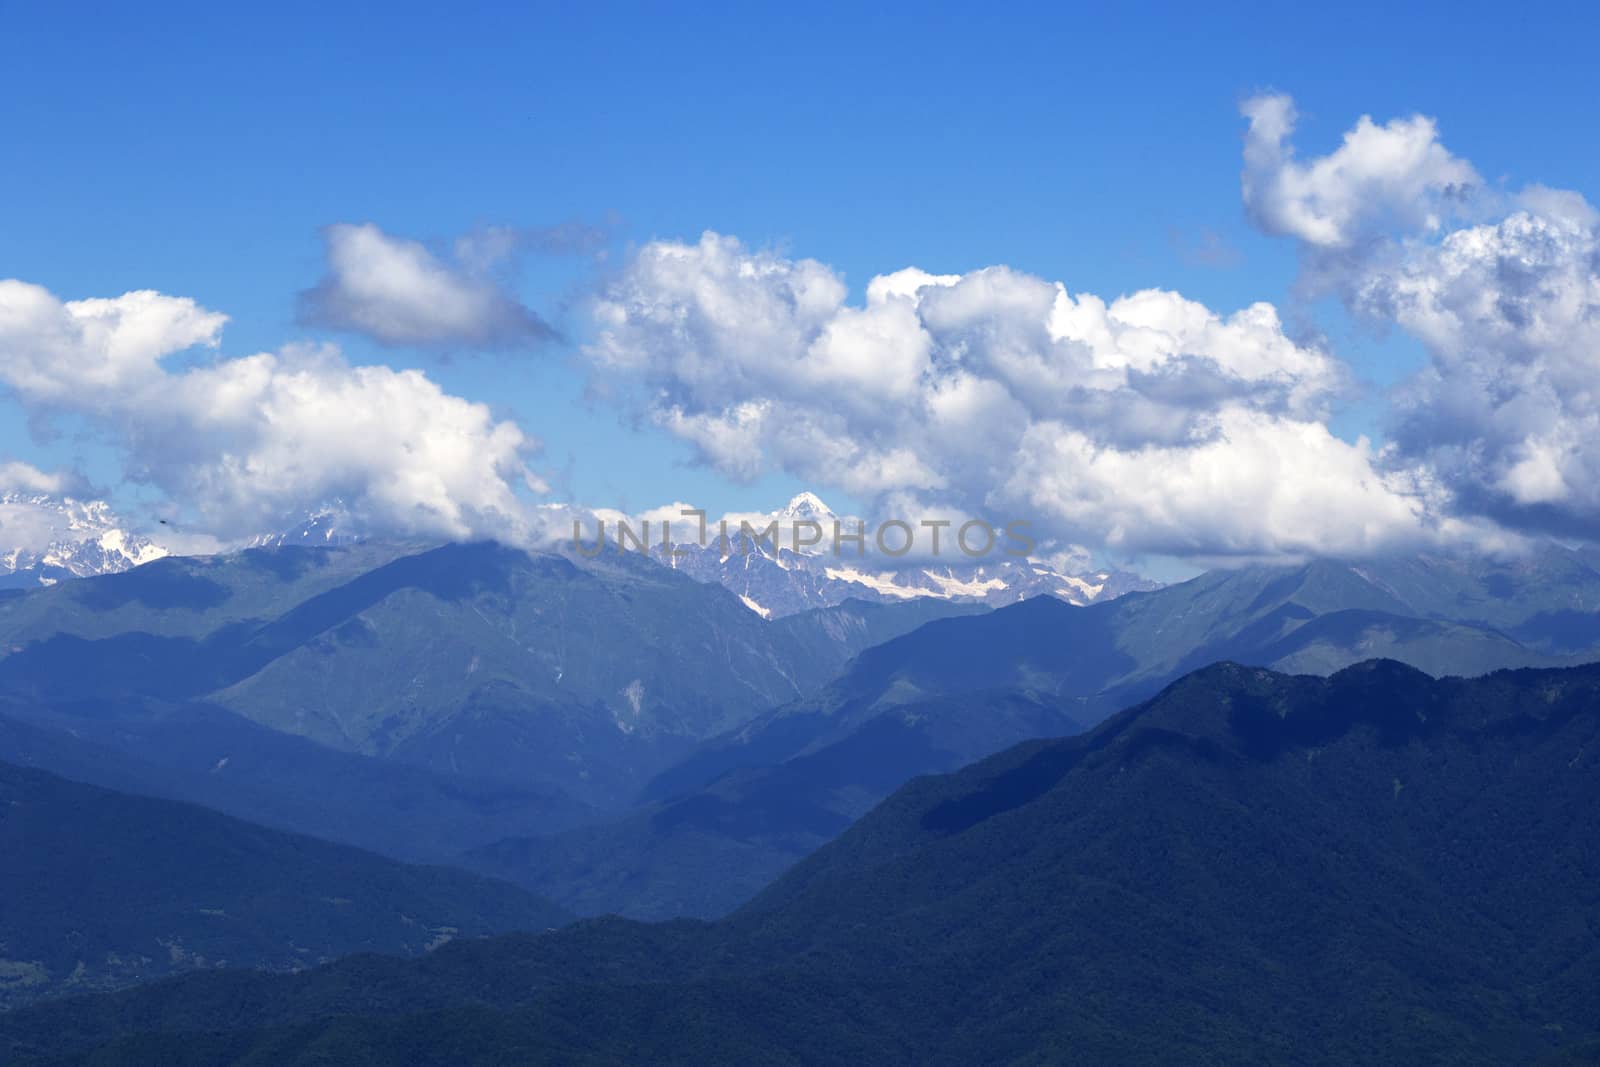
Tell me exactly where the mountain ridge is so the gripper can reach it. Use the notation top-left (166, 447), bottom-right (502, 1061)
top-left (470, 550), bottom-right (1600, 920)
top-left (6, 657), bottom-right (1597, 1064)
top-left (0, 540), bottom-right (982, 826)
top-left (0, 759), bottom-right (570, 1011)
top-left (644, 491), bottom-right (1158, 617)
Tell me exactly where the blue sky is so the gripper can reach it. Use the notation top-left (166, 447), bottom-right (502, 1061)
top-left (3, 1), bottom-right (1599, 562)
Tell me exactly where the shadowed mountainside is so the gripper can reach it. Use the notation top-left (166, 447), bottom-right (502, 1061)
top-left (0, 761), bottom-right (570, 1011)
top-left (465, 551), bottom-right (1600, 918)
top-left (5, 658), bottom-right (1597, 1064)
top-left (0, 542), bottom-right (978, 825)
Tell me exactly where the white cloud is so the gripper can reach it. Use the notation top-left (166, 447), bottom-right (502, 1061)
top-left (583, 231), bottom-right (1441, 560)
top-left (0, 279), bottom-right (543, 542)
top-left (1241, 93), bottom-right (1480, 250)
top-left (0, 282), bottom-right (227, 404)
top-left (1246, 95), bottom-right (1600, 539)
top-left (0, 460), bottom-right (77, 496)
top-left (1370, 209), bottom-right (1600, 530)
top-left (299, 222), bottom-right (554, 349)
top-left (1002, 410), bottom-right (1431, 558)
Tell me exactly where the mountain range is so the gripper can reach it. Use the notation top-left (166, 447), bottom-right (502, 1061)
top-left (5, 658), bottom-right (1596, 1064)
top-left (6, 535), bottom-right (1600, 923)
top-left (3, 520), bottom-right (1600, 1053)
top-left (0, 490), bottom-right (1156, 617)
top-left (462, 548), bottom-right (1600, 918)
top-left (646, 492), bottom-right (1158, 617)
top-left (0, 539), bottom-right (977, 838)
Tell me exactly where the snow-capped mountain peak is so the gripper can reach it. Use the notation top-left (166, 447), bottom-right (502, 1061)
top-left (248, 503), bottom-right (369, 549)
top-left (0, 492), bottom-right (169, 588)
top-left (638, 491), bottom-right (1161, 617)
top-left (776, 491), bottom-right (837, 524)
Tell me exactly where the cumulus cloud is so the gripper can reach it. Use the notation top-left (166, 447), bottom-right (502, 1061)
top-left (0, 459), bottom-right (79, 496)
top-left (0, 279), bottom-right (543, 541)
top-left (1241, 93), bottom-right (1480, 251)
top-left (1246, 94), bottom-right (1600, 540)
top-left (298, 222), bottom-right (556, 349)
top-left (1370, 209), bottom-right (1600, 534)
top-left (1003, 409), bottom-right (1437, 558)
top-left (0, 282), bottom-right (228, 404)
top-left (584, 231), bottom-right (1442, 560)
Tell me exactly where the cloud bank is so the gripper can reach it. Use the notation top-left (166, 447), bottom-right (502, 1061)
top-left (6, 94), bottom-right (1594, 567)
top-left (579, 96), bottom-right (1599, 561)
top-left (1242, 93), bottom-right (1600, 541)
top-left (0, 280), bottom-right (542, 542)
top-left (0, 460), bottom-right (81, 497)
top-left (584, 233), bottom-right (1443, 560)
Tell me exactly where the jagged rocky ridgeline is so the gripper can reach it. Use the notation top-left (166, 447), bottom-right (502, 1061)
top-left (644, 492), bottom-right (1157, 617)
top-left (1, 490), bottom-right (1161, 616)
top-left (0, 493), bottom-right (167, 589)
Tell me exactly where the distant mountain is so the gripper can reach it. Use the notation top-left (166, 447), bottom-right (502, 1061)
top-left (0, 489), bottom-right (1160, 617)
top-left (0, 701), bottom-right (593, 865)
top-left (471, 550), bottom-right (1600, 919)
top-left (0, 540), bottom-right (415, 645)
top-left (0, 760), bottom-right (569, 1011)
top-left (641, 492), bottom-right (1157, 617)
top-left (0, 492), bottom-right (167, 589)
top-left (671, 550), bottom-right (1600, 798)
top-left (246, 504), bottom-right (368, 549)
top-left (464, 687), bottom-right (1081, 919)
top-left (11, 536), bottom-right (1600, 930)
top-left (9, 659), bottom-right (1598, 1064)
top-left (0, 541), bottom-right (978, 819)
top-left (0, 595), bottom-right (975, 870)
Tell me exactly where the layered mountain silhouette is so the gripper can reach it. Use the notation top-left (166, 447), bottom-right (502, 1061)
top-left (466, 549), bottom-right (1600, 917)
top-left (0, 706), bottom-right (591, 864)
top-left (5, 539), bottom-right (1600, 928)
top-left (5, 658), bottom-right (1596, 1064)
top-left (652, 550), bottom-right (1600, 810)
top-left (0, 541), bottom-right (974, 824)
top-left (0, 761), bottom-right (568, 1011)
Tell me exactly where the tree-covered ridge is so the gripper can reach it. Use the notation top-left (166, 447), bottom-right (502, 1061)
top-left (0, 761), bottom-right (570, 1011)
top-left (470, 551), bottom-right (1600, 921)
top-left (5, 658), bottom-right (1597, 1064)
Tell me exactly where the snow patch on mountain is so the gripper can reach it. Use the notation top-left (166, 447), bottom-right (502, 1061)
top-left (248, 504), bottom-right (368, 548)
top-left (920, 570), bottom-right (1011, 598)
top-left (642, 492), bottom-right (1161, 617)
top-left (1058, 574), bottom-right (1106, 600)
top-left (823, 565), bottom-right (927, 599)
